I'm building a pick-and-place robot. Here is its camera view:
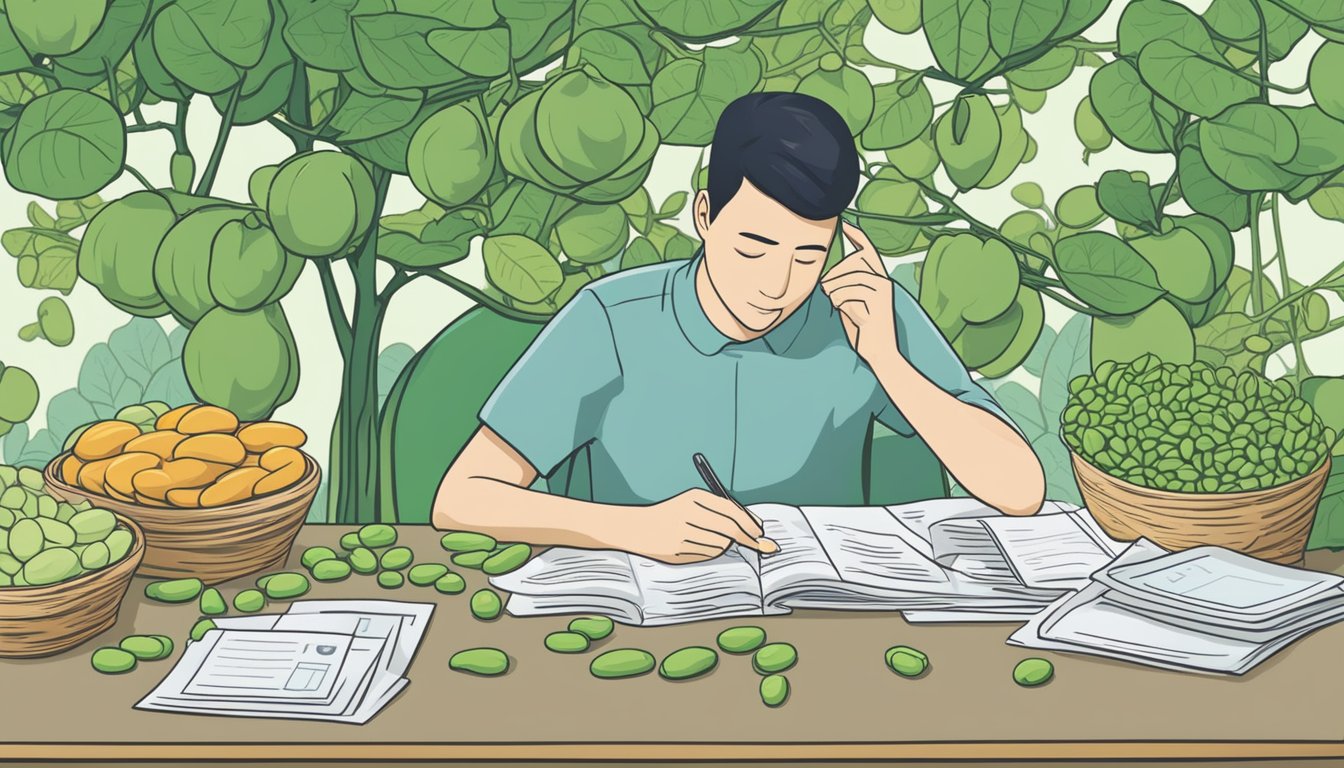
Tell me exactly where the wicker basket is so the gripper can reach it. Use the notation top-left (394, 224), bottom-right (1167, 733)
top-left (1070, 450), bottom-right (1331, 565)
top-left (42, 451), bottom-right (320, 585)
top-left (0, 513), bottom-right (145, 658)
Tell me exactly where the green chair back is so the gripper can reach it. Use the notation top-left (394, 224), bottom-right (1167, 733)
top-left (379, 306), bottom-right (948, 523)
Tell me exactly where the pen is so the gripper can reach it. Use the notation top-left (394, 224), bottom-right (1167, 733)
top-left (692, 453), bottom-right (779, 554)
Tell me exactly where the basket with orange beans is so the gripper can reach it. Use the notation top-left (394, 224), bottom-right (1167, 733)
top-left (42, 402), bottom-right (320, 584)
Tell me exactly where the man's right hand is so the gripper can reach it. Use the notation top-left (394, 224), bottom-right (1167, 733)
top-left (611, 489), bottom-right (779, 564)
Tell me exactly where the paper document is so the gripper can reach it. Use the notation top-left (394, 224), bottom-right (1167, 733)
top-left (136, 599), bottom-right (433, 724)
top-left (1008, 539), bottom-right (1344, 675)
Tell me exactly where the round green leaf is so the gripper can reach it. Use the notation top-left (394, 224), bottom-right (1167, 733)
top-left (1130, 227), bottom-right (1215, 303)
top-left (6, 0), bottom-right (104, 56)
top-left (4, 90), bottom-right (125, 199)
top-left (1056, 185), bottom-right (1105, 228)
top-left (482, 234), bottom-right (563, 304)
top-left (632, 0), bottom-right (779, 38)
top-left (1172, 214), bottom-right (1234, 289)
top-left (621, 235), bottom-right (660, 269)
top-left (989, 0), bottom-right (1065, 57)
top-left (885, 128), bottom-right (940, 180)
top-left (1309, 42), bottom-right (1344, 122)
top-left (1176, 141), bottom-right (1250, 230)
top-left (978, 286), bottom-right (1045, 378)
top-left (1088, 60), bottom-right (1178, 153)
top-left (650, 44), bottom-right (761, 145)
top-left (556, 204), bottom-right (630, 264)
top-left (1073, 96), bottom-right (1111, 154)
top-left (567, 29), bottom-right (653, 85)
top-left (922, 0), bottom-right (999, 81)
top-left (427, 27), bottom-right (510, 78)
top-left (861, 77), bottom-right (932, 151)
top-left (1137, 39), bottom-right (1257, 118)
top-left (918, 233), bottom-right (1020, 336)
top-left (856, 178), bottom-right (927, 255)
top-left (1005, 46), bottom-right (1073, 91)
top-left (1053, 232), bottom-right (1165, 315)
top-left (795, 67), bottom-right (873, 137)
top-left (934, 94), bottom-right (1000, 191)
top-left (1091, 299), bottom-right (1194, 368)
top-left (1198, 103), bottom-right (1301, 192)
top-left (870, 0), bottom-right (922, 33)
top-left (1011, 182), bottom-right (1043, 209)
top-left (976, 101), bottom-right (1028, 189)
top-left (1279, 105), bottom-right (1344, 176)
top-left (0, 365), bottom-right (39, 423)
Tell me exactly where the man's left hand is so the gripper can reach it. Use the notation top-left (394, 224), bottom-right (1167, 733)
top-left (821, 221), bottom-right (898, 365)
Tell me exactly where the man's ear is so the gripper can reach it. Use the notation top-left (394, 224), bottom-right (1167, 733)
top-left (692, 189), bottom-right (712, 240)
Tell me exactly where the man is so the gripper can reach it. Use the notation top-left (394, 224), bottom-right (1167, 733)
top-left (433, 92), bottom-right (1044, 565)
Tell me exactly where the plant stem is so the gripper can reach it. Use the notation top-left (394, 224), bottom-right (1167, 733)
top-left (126, 121), bottom-right (173, 134)
top-left (412, 269), bottom-right (553, 323)
top-left (1270, 194), bottom-right (1312, 382)
top-left (313, 259), bottom-right (354, 352)
top-left (1249, 193), bottom-right (1266, 315)
top-left (193, 84), bottom-right (241, 196)
top-left (122, 164), bottom-right (153, 190)
top-left (1069, 39), bottom-right (1117, 51)
top-left (1251, 0), bottom-right (1270, 102)
top-left (649, 29), bottom-right (693, 59)
top-left (171, 101), bottom-right (190, 154)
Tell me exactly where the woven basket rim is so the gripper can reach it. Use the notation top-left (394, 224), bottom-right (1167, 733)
top-left (1067, 445), bottom-right (1332, 500)
top-left (42, 450), bottom-right (320, 514)
top-left (0, 511), bottom-right (145, 596)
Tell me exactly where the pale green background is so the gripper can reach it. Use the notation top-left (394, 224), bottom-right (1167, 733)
top-left (1, 0), bottom-right (1340, 488)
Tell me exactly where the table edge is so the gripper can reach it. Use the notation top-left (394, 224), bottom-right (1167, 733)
top-left (4, 740), bottom-right (1344, 761)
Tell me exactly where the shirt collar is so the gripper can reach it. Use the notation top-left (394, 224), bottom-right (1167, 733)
top-left (670, 247), bottom-right (814, 357)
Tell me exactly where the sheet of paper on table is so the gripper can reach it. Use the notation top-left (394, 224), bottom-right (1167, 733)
top-left (1007, 539), bottom-right (1344, 675)
top-left (135, 599), bottom-right (434, 724)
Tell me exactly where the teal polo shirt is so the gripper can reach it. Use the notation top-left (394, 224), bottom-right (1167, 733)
top-left (479, 248), bottom-right (1020, 506)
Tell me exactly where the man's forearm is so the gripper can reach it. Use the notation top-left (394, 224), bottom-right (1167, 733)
top-left (869, 349), bottom-right (1046, 516)
top-left (432, 475), bottom-right (634, 549)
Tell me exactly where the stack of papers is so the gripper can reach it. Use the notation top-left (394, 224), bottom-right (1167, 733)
top-left (136, 600), bottom-right (434, 724)
top-left (1008, 539), bottom-right (1344, 675)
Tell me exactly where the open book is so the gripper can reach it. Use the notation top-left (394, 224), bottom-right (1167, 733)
top-left (490, 499), bottom-right (1127, 626)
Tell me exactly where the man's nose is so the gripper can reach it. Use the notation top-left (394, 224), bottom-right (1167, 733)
top-left (759, 257), bottom-right (793, 301)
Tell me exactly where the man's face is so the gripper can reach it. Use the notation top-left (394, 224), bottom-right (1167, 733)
top-left (692, 178), bottom-right (837, 334)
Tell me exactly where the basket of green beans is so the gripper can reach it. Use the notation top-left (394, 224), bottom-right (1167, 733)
top-left (1060, 354), bottom-right (1335, 565)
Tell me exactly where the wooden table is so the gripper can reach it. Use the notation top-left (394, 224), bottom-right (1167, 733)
top-left (4, 525), bottom-right (1344, 766)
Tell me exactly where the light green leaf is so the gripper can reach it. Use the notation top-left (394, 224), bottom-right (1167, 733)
top-left (1054, 232), bottom-right (1165, 315)
top-left (989, 0), bottom-right (1064, 57)
top-left (283, 0), bottom-right (390, 71)
top-left (650, 44), bottom-right (761, 145)
top-left (170, 0), bottom-right (272, 68)
top-left (856, 177), bottom-right (927, 255)
top-left (1137, 39), bottom-right (1257, 118)
top-left (922, 0), bottom-right (999, 81)
top-left (49, 0), bottom-right (149, 76)
top-left (1199, 103), bottom-right (1302, 192)
top-left (1004, 45), bottom-right (1073, 90)
top-left (1092, 299), bottom-right (1194, 368)
top-left (3, 90), bottom-right (125, 200)
top-left (556, 204), bottom-right (629, 264)
top-left (1279, 106), bottom-right (1344, 177)
top-left (107, 318), bottom-right (172, 390)
top-left (632, 0), bottom-right (780, 38)
top-left (427, 26), bottom-right (510, 77)
top-left (1118, 0), bottom-right (1220, 57)
top-left (1054, 0), bottom-right (1109, 39)
top-left (1040, 312), bottom-right (1091, 423)
top-left (1177, 139), bottom-right (1250, 230)
top-left (796, 66), bottom-right (873, 137)
top-left (1096, 169), bottom-right (1158, 230)
top-left (1309, 181), bottom-right (1344, 222)
top-left (328, 90), bottom-right (423, 142)
top-left (1311, 43), bottom-right (1344, 122)
top-left (1271, 0), bottom-right (1344, 32)
top-left (152, 4), bottom-right (240, 94)
top-left (1130, 227), bottom-right (1215, 303)
top-left (934, 94), bottom-right (1000, 191)
top-left (352, 12), bottom-right (467, 89)
top-left (976, 101), bottom-right (1027, 189)
top-left (482, 234), bottom-right (563, 303)
top-left (869, 0), bottom-right (922, 33)
top-left (621, 236), bottom-right (661, 269)
top-left (1204, 0), bottom-right (1308, 61)
top-left (1088, 59), bottom-right (1178, 153)
top-left (1055, 185), bottom-right (1105, 228)
top-left (658, 191), bottom-right (687, 217)
top-left (861, 77), bottom-right (932, 150)
top-left (567, 29), bottom-right (653, 85)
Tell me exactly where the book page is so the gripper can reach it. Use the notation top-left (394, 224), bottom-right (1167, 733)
top-left (979, 511), bottom-right (1122, 589)
top-left (749, 503), bottom-right (843, 601)
top-left (488, 548), bottom-right (643, 609)
top-left (801, 505), bottom-right (948, 589)
top-left (629, 546), bottom-right (764, 624)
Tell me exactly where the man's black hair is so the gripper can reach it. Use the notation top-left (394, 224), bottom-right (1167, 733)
top-left (706, 92), bottom-right (860, 222)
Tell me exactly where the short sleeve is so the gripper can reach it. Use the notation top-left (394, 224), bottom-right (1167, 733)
top-left (478, 288), bottom-right (622, 477)
top-left (873, 283), bottom-right (1025, 441)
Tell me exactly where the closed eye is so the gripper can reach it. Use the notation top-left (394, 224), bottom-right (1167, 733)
top-left (735, 249), bottom-right (765, 259)
top-left (795, 258), bottom-right (819, 265)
